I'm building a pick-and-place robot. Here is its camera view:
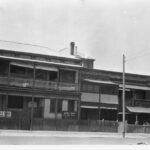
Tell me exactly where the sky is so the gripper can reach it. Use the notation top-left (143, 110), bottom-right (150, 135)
top-left (0, 0), bottom-right (150, 75)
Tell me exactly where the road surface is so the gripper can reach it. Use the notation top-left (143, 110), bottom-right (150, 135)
top-left (0, 130), bottom-right (149, 145)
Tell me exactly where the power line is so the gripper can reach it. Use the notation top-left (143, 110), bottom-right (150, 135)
top-left (0, 39), bottom-right (55, 51)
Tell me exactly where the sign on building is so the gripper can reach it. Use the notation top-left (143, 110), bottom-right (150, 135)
top-left (0, 111), bottom-right (11, 118)
top-left (0, 111), bottom-right (5, 117)
top-left (5, 111), bottom-right (11, 118)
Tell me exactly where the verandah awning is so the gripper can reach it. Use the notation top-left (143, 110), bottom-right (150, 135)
top-left (84, 79), bottom-right (118, 85)
top-left (10, 62), bottom-right (34, 68)
top-left (127, 106), bottom-right (150, 114)
top-left (80, 105), bottom-right (117, 110)
top-left (119, 84), bottom-right (150, 91)
top-left (35, 65), bottom-right (58, 71)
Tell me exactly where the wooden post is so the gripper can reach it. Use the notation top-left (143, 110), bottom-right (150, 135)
top-left (135, 114), bottom-right (138, 125)
top-left (77, 100), bottom-right (81, 120)
top-left (132, 90), bottom-right (135, 106)
top-left (8, 62), bottom-right (10, 85)
top-left (55, 98), bottom-right (58, 130)
top-left (99, 85), bottom-right (101, 120)
top-left (30, 63), bottom-right (35, 130)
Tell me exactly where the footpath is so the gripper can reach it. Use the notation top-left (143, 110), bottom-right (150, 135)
top-left (0, 130), bottom-right (149, 139)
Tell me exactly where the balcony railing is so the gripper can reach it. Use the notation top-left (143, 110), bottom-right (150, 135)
top-left (9, 77), bottom-right (34, 88)
top-left (0, 76), bottom-right (79, 91)
top-left (134, 99), bottom-right (150, 107)
top-left (34, 80), bottom-right (57, 90)
top-left (0, 76), bottom-right (8, 85)
top-left (58, 82), bottom-right (79, 91)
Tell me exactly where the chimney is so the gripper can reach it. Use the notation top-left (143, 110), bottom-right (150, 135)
top-left (70, 42), bottom-right (75, 55)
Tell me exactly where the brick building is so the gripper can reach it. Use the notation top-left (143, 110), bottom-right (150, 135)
top-left (0, 40), bottom-right (150, 130)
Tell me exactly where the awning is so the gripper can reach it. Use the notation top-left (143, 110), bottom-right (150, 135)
top-left (100, 107), bottom-right (117, 110)
top-left (127, 106), bottom-right (150, 114)
top-left (80, 106), bottom-right (117, 110)
top-left (0, 55), bottom-right (83, 68)
top-left (119, 88), bottom-right (131, 91)
top-left (118, 112), bottom-right (129, 114)
top-left (10, 62), bottom-right (33, 68)
top-left (80, 106), bottom-right (98, 109)
top-left (84, 79), bottom-right (118, 85)
top-left (35, 65), bottom-right (58, 71)
top-left (119, 84), bottom-right (150, 91)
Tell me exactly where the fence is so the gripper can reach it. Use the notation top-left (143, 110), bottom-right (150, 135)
top-left (32, 119), bottom-right (118, 132)
top-left (127, 124), bottom-right (150, 133)
top-left (1, 117), bottom-right (150, 133)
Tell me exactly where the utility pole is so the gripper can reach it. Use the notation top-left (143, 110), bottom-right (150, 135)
top-left (122, 54), bottom-right (126, 138)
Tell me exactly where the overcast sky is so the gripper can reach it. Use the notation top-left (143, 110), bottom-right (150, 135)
top-left (0, 0), bottom-right (150, 75)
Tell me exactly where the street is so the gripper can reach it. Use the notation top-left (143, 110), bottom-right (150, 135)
top-left (0, 130), bottom-right (150, 145)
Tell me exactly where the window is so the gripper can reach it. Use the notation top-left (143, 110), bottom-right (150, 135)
top-left (135, 90), bottom-right (146, 99)
top-left (57, 100), bottom-right (62, 113)
top-left (82, 83), bottom-right (99, 93)
top-left (50, 99), bottom-right (56, 113)
top-left (10, 65), bottom-right (33, 78)
top-left (10, 65), bottom-right (26, 75)
top-left (59, 70), bottom-right (76, 83)
top-left (7, 95), bottom-right (24, 109)
top-left (49, 71), bottom-right (57, 81)
top-left (68, 101), bottom-right (74, 112)
top-left (35, 69), bottom-right (49, 80)
top-left (101, 85), bottom-right (117, 95)
top-left (0, 60), bottom-right (9, 76)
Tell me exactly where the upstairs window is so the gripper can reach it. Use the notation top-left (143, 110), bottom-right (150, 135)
top-left (49, 71), bottom-right (57, 82)
top-left (10, 63), bottom-right (33, 78)
top-left (35, 69), bottom-right (49, 81)
top-left (10, 65), bottom-right (26, 75)
top-left (81, 83), bottom-right (99, 93)
top-left (135, 90), bottom-right (146, 100)
top-left (59, 69), bottom-right (76, 83)
top-left (101, 85), bottom-right (118, 95)
top-left (0, 60), bottom-right (9, 76)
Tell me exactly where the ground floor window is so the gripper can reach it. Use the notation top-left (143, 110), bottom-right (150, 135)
top-left (33, 97), bottom-right (44, 118)
top-left (0, 95), bottom-right (6, 110)
top-left (100, 109), bottom-right (117, 121)
top-left (50, 99), bottom-right (56, 113)
top-left (68, 101), bottom-right (74, 112)
top-left (7, 95), bottom-right (24, 109)
top-left (57, 100), bottom-right (62, 113)
top-left (81, 108), bottom-right (117, 120)
top-left (81, 108), bottom-right (99, 120)
top-left (50, 99), bottom-right (76, 113)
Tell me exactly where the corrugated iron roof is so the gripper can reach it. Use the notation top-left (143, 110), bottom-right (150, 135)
top-left (0, 55), bottom-right (83, 68)
top-left (84, 79), bottom-right (118, 85)
top-left (119, 84), bottom-right (150, 90)
top-left (0, 40), bottom-right (80, 60)
top-left (127, 106), bottom-right (150, 114)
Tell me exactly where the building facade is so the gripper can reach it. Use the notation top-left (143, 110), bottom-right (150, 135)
top-left (0, 41), bottom-right (150, 130)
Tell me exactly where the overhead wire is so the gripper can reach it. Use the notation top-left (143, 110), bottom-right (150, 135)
top-left (0, 39), bottom-right (56, 51)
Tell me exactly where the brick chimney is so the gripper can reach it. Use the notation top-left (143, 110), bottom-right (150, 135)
top-left (70, 42), bottom-right (75, 55)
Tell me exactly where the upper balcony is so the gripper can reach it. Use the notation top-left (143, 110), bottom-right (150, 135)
top-left (0, 60), bottom-right (79, 91)
top-left (134, 99), bottom-right (150, 107)
top-left (0, 76), bottom-right (79, 91)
